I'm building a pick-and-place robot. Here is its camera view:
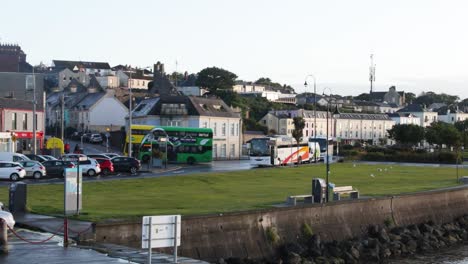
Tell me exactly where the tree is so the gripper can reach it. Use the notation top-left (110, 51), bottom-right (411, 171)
top-left (387, 124), bottom-right (425, 146)
top-left (405, 92), bottom-right (416, 103)
top-left (292, 116), bottom-right (305, 161)
top-left (195, 67), bottom-right (237, 93)
top-left (355, 93), bottom-right (371, 101)
top-left (414, 92), bottom-right (459, 106)
top-left (454, 120), bottom-right (468, 148)
top-left (425, 122), bottom-right (462, 149)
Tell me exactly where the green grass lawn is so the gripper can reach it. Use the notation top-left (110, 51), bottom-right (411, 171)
top-left (0, 163), bottom-right (465, 222)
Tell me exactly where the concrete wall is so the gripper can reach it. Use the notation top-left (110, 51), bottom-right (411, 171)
top-left (93, 186), bottom-right (468, 262)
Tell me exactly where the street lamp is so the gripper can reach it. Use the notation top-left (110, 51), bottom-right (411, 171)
top-left (304, 74), bottom-right (317, 160)
top-left (322, 87), bottom-right (333, 202)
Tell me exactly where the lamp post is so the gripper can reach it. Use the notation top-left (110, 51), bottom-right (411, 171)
top-left (128, 71), bottom-right (133, 157)
top-left (304, 74), bottom-right (317, 161)
top-left (322, 87), bottom-right (333, 202)
top-left (32, 67), bottom-right (37, 155)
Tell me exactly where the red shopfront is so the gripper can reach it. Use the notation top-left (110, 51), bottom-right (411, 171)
top-left (12, 131), bottom-right (44, 153)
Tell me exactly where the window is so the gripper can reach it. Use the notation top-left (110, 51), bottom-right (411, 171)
top-left (230, 144), bottom-right (235, 157)
top-left (23, 113), bottom-right (28, 130)
top-left (12, 113), bottom-right (17, 130)
top-left (213, 144), bottom-right (218, 157)
top-left (202, 122), bottom-right (208, 128)
top-left (221, 144), bottom-right (226, 157)
top-left (213, 123), bottom-right (217, 136)
top-left (222, 123), bottom-right (226, 136)
top-left (236, 124), bottom-right (239, 136)
top-left (230, 123), bottom-right (235, 136)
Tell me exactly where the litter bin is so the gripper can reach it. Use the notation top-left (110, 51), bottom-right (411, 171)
top-left (9, 182), bottom-right (27, 213)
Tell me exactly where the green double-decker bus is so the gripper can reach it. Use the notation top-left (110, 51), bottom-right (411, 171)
top-left (138, 126), bottom-right (213, 165)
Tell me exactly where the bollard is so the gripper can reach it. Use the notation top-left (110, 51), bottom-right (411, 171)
top-left (0, 220), bottom-right (8, 254)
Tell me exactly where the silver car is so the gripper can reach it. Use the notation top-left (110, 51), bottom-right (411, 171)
top-left (19, 160), bottom-right (47, 179)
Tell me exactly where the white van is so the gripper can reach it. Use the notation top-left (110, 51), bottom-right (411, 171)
top-left (0, 152), bottom-right (31, 162)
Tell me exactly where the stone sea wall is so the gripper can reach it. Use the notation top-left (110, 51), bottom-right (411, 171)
top-left (92, 186), bottom-right (468, 262)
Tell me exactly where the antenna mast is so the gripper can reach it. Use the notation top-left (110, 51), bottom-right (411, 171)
top-left (369, 54), bottom-right (376, 94)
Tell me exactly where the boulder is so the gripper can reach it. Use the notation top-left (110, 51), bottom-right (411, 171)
top-left (378, 228), bottom-right (390, 243)
top-left (286, 252), bottom-right (302, 264)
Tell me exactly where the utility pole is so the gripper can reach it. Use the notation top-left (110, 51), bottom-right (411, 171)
top-left (32, 67), bottom-right (37, 154)
top-left (61, 93), bottom-right (65, 141)
top-left (369, 54), bottom-right (376, 94)
top-left (128, 71), bottom-right (133, 157)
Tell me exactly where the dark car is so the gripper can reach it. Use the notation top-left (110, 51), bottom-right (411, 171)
top-left (25, 154), bottom-right (48, 163)
top-left (111, 157), bottom-right (141, 174)
top-left (42, 160), bottom-right (75, 177)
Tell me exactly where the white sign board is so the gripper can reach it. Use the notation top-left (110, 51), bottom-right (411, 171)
top-left (64, 168), bottom-right (82, 215)
top-left (142, 215), bottom-right (181, 249)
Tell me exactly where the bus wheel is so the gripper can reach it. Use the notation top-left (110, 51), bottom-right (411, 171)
top-left (187, 157), bottom-right (195, 165)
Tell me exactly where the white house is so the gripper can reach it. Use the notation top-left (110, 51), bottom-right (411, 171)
top-left (397, 104), bottom-right (438, 127)
top-left (68, 89), bottom-right (128, 132)
top-left (438, 109), bottom-right (468, 124)
top-left (387, 113), bottom-right (420, 125)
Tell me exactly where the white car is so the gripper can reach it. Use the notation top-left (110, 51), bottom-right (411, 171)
top-left (0, 161), bottom-right (26, 181)
top-left (89, 134), bottom-right (103, 144)
top-left (0, 202), bottom-right (15, 228)
top-left (19, 160), bottom-right (47, 179)
top-left (78, 158), bottom-right (101, 176)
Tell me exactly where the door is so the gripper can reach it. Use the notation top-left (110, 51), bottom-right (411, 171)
top-left (24, 162), bottom-right (36, 177)
top-left (0, 163), bottom-right (8, 179)
top-left (112, 158), bottom-right (123, 171)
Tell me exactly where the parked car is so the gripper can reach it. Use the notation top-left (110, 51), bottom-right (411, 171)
top-left (42, 160), bottom-right (75, 177)
top-left (89, 134), bottom-right (103, 144)
top-left (82, 133), bottom-right (92, 142)
top-left (25, 154), bottom-right (48, 163)
top-left (111, 156), bottom-right (141, 174)
top-left (0, 161), bottom-right (26, 181)
top-left (0, 152), bottom-right (30, 162)
top-left (102, 153), bottom-right (119, 158)
top-left (87, 154), bottom-right (112, 160)
top-left (39, 155), bottom-right (58, 161)
top-left (0, 202), bottom-right (15, 228)
top-left (61, 153), bottom-right (87, 162)
top-left (78, 158), bottom-right (101, 176)
top-left (93, 158), bottom-right (114, 175)
top-left (19, 160), bottom-right (46, 179)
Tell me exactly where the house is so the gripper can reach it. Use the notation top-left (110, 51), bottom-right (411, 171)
top-left (397, 104), bottom-right (438, 127)
top-left (296, 94), bottom-right (328, 107)
top-left (0, 43), bottom-right (32, 73)
top-left (114, 68), bottom-right (153, 89)
top-left (370, 86), bottom-right (406, 106)
top-left (260, 109), bottom-right (395, 145)
top-left (334, 112), bottom-right (395, 145)
top-left (260, 109), bottom-right (333, 139)
top-left (68, 89), bottom-right (128, 132)
top-left (233, 82), bottom-right (266, 93)
top-left (130, 95), bottom-right (242, 160)
top-left (353, 101), bottom-right (401, 113)
top-left (52, 60), bottom-right (112, 76)
top-left (0, 98), bottom-right (45, 153)
top-left (437, 107), bottom-right (468, 124)
top-left (387, 113), bottom-right (420, 126)
top-left (233, 81), bottom-right (296, 104)
top-left (0, 72), bottom-right (45, 106)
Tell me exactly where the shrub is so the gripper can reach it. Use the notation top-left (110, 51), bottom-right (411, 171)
top-left (342, 144), bottom-right (354, 151)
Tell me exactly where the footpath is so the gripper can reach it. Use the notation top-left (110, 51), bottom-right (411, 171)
top-left (4, 212), bottom-right (207, 263)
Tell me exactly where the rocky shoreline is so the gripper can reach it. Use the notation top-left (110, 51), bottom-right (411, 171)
top-left (219, 215), bottom-right (468, 264)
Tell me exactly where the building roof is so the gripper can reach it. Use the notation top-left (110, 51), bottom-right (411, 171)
top-left (132, 97), bottom-right (160, 117)
top-left (335, 112), bottom-right (392, 120)
top-left (70, 92), bottom-right (106, 110)
top-left (132, 95), bottom-right (240, 118)
top-left (0, 97), bottom-right (41, 111)
top-left (397, 104), bottom-right (433, 113)
top-left (53, 60), bottom-right (111, 70)
top-left (387, 113), bottom-right (416, 118)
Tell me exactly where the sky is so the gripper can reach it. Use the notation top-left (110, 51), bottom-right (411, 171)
top-left (1, 0), bottom-right (467, 99)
